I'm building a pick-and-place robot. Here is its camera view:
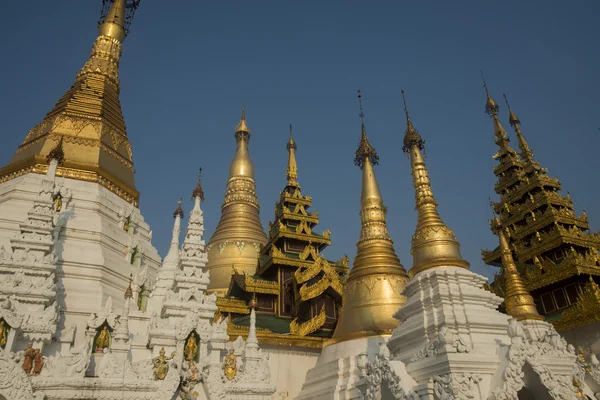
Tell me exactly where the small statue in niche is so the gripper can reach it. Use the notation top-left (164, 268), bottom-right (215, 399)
top-left (95, 326), bottom-right (110, 353)
top-left (222, 348), bottom-right (237, 380)
top-left (0, 320), bottom-right (8, 348)
top-left (123, 215), bottom-right (131, 232)
top-left (32, 349), bottom-right (44, 375)
top-left (184, 334), bottom-right (198, 361)
top-left (23, 342), bottom-right (36, 375)
top-left (53, 193), bottom-right (63, 212)
top-left (153, 347), bottom-right (175, 380)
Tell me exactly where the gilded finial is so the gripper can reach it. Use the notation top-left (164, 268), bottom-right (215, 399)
top-left (286, 124), bottom-right (297, 151)
top-left (401, 90), bottom-right (424, 153)
top-left (354, 90), bottom-right (379, 168)
top-left (503, 94), bottom-right (534, 163)
top-left (124, 274), bottom-right (133, 299)
top-left (481, 71), bottom-right (499, 116)
top-left (286, 124), bottom-right (299, 187)
top-left (235, 106), bottom-right (251, 135)
top-left (490, 207), bottom-right (543, 321)
top-left (47, 137), bottom-right (65, 164)
top-left (192, 168), bottom-right (205, 202)
top-left (173, 198), bottom-right (184, 219)
top-left (503, 94), bottom-right (520, 127)
top-left (98, 0), bottom-right (129, 42)
top-left (403, 91), bottom-right (469, 277)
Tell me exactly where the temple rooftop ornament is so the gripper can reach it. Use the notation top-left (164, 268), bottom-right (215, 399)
top-left (46, 137), bottom-right (65, 165)
top-left (504, 93), bottom-right (535, 163)
top-left (481, 73), bottom-right (517, 159)
top-left (401, 90), bottom-right (469, 276)
top-left (192, 168), bottom-right (205, 202)
top-left (173, 198), bottom-right (184, 219)
top-left (286, 124), bottom-right (299, 188)
top-left (0, 0), bottom-right (142, 204)
top-left (206, 108), bottom-right (267, 296)
top-left (329, 89), bottom-right (408, 344)
top-left (490, 209), bottom-right (543, 321)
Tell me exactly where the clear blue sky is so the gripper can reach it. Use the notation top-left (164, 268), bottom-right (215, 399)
top-left (1, 1), bottom-right (599, 280)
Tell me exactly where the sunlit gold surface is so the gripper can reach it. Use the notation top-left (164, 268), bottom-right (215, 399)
top-left (504, 94), bottom-right (534, 163)
top-left (330, 92), bottom-right (409, 344)
top-left (286, 125), bottom-right (298, 187)
top-left (492, 215), bottom-right (543, 321)
top-left (554, 276), bottom-right (600, 332)
top-left (482, 84), bottom-right (600, 332)
top-left (98, 0), bottom-right (126, 42)
top-left (207, 110), bottom-right (267, 296)
top-left (0, 0), bottom-right (138, 203)
top-left (401, 91), bottom-right (469, 277)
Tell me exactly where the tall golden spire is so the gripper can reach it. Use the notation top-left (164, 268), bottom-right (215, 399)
top-left (286, 124), bottom-right (299, 187)
top-left (330, 90), bottom-right (409, 344)
top-left (490, 211), bottom-right (543, 321)
top-left (503, 94), bottom-right (534, 163)
top-left (0, 0), bottom-right (141, 204)
top-left (401, 90), bottom-right (469, 277)
top-left (206, 108), bottom-right (267, 297)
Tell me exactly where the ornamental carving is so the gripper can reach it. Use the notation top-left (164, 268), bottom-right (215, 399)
top-left (492, 319), bottom-right (578, 400)
top-left (358, 351), bottom-right (419, 400)
top-left (433, 373), bottom-right (482, 400)
top-left (0, 348), bottom-right (40, 400)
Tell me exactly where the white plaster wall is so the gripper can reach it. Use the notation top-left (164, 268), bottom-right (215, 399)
top-left (0, 173), bottom-right (161, 351)
top-left (261, 345), bottom-right (320, 399)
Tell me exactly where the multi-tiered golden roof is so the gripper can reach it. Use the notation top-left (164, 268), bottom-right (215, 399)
top-left (481, 81), bottom-right (600, 330)
top-left (0, 0), bottom-right (139, 204)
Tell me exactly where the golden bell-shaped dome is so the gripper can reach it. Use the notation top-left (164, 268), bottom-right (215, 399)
top-left (329, 94), bottom-right (409, 344)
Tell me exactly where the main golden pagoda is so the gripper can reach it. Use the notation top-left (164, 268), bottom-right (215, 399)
top-left (481, 82), bottom-right (600, 332)
top-left (0, 0), bottom-right (139, 204)
top-left (216, 126), bottom-right (349, 348)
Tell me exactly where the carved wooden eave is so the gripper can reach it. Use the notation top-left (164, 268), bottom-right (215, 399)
top-left (231, 274), bottom-right (280, 295)
top-left (553, 277), bottom-right (600, 332)
top-left (226, 321), bottom-right (326, 349)
top-left (289, 304), bottom-right (327, 336)
top-left (216, 297), bottom-right (250, 315)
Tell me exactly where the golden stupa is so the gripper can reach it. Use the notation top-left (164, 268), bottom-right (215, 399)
top-left (206, 109), bottom-right (267, 296)
top-left (0, 0), bottom-right (139, 204)
top-left (490, 213), bottom-right (543, 321)
top-left (400, 90), bottom-right (470, 276)
top-left (330, 90), bottom-right (409, 344)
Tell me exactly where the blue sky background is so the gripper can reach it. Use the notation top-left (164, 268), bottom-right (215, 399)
top-left (1, 1), bottom-right (599, 280)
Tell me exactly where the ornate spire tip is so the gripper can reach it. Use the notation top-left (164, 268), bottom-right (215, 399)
top-left (192, 168), bottom-right (205, 202)
top-left (354, 90), bottom-right (379, 168)
top-left (47, 136), bottom-right (66, 164)
top-left (173, 198), bottom-right (184, 219)
top-left (401, 90), bottom-right (424, 153)
top-left (481, 72), bottom-right (499, 116)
